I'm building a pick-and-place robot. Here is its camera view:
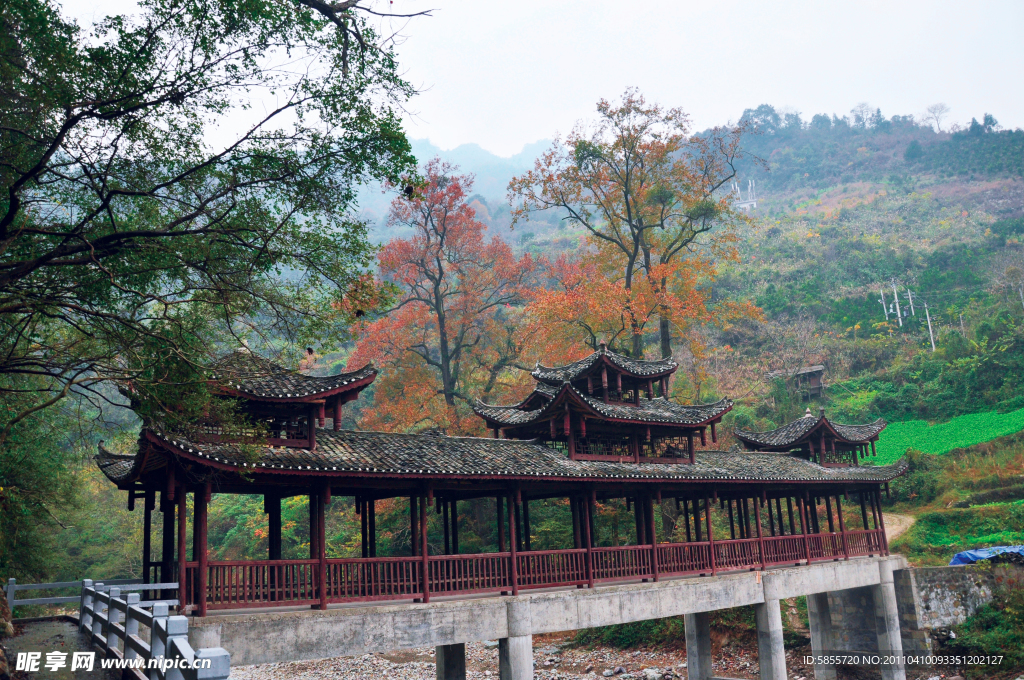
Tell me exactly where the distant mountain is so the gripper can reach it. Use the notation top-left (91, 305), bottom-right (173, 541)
top-left (357, 138), bottom-right (552, 240)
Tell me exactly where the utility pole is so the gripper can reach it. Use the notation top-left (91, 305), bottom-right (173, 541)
top-left (925, 301), bottom-right (936, 352)
top-left (892, 282), bottom-right (903, 327)
top-left (879, 288), bottom-right (889, 321)
top-left (906, 289), bottom-right (915, 316)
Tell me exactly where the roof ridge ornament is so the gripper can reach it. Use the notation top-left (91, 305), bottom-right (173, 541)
top-left (599, 341), bottom-right (607, 354)
top-left (804, 407), bottom-right (814, 418)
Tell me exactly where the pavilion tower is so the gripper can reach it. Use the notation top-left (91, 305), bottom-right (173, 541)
top-left (473, 343), bottom-right (731, 463)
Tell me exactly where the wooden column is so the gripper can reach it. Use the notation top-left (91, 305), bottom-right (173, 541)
top-left (176, 486), bottom-right (187, 611)
top-left (508, 492), bottom-right (519, 596)
top-left (267, 495), bottom-right (282, 561)
top-left (706, 495), bottom-right (716, 576)
top-left (693, 498), bottom-right (702, 542)
top-left (566, 408), bottom-right (575, 460)
top-left (860, 492), bottom-right (870, 531)
top-left (317, 488), bottom-right (327, 610)
top-left (727, 498), bottom-right (736, 540)
top-left (710, 421), bottom-right (717, 444)
top-left (786, 497), bottom-right (796, 536)
top-left (585, 491), bottom-right (596, 588)
top-left (420, 495), bottom-right (430, 602)
top-left (875, 490), bottom-right (889, 554)
top-left (369, 498), bottom-right (377, 558)
top-left (333, 397), bottom-right (343, 431)
top-left (601, 366), bottom-right (609, 401)
top-left (308, 405), bottom-right (317, 449)
top-left (161, 491), bottom-right (175, 586)
top-left (825, 496), bottom-right (836, 533)
top-left (836, 494), bottom-right (850, 560)
top-left (317, 402), bottom-right (326, 427)
top-left (799, 495), bottom-right (811, 563)
top-left (647, 495), bottom-right (659, 582)
top-left (755, 493), bottom-right (766, 570)
top-left (522, 497), bottom-right (532, 552)
top-left (142, 490), bottom-right (154, 585)
top-left (688, 430), bottom-right (695, 465)
top-left (767, 496), bottom-right (776, 537)
top-left (682, 498), bottom-right (692, 542)
top-left (196, 483), bottom-right (210, 616)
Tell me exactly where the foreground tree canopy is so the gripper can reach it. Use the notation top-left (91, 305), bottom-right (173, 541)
top-left (0, 0), bottom-right (419, 578)
top-left (0, 0), bottom-right (418, 436)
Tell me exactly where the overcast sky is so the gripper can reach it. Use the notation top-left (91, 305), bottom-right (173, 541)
top-left (71, 0), bottom-right (1024, 158)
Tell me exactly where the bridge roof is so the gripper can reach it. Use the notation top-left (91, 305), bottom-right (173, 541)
top-left (531, 346), bottom-right (677, 385)
top-left (474, 384), bottom-right (731, 428)
top-left (97, 427), bottom-right (907, 488)
top-left (210, 348), bottom-right (376, 402)
top-left (734, 410), bottom-right (886, 450)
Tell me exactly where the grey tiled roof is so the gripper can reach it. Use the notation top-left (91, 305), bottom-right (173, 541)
top-left (210, 349), bottom-right (375, 400)
top-left (100, 428), bottom-right (908, 484)
top-left (832, 420), bottom-right (887, 441)
top-left (766, 364), bottom-right (825, 379)
top-left (532, 348), bottom-right (677, 383)
top-left (473, 384), bottom-right (731, 427)
top-left (735, 415), bottom-right (886, 448)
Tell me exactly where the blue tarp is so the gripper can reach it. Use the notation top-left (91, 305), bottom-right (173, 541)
top-left (949, 546), bottom-right (1024, 565)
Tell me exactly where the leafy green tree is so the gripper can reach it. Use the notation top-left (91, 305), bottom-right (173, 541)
top-left (0, 0), bottom-right (419, 440)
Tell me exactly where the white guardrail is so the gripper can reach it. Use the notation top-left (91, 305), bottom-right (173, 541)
top-left (74, 580), bottom-right (230, 680)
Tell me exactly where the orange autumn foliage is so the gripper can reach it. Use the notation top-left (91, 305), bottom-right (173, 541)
top-left (349, 159), bottom-right (537, 434)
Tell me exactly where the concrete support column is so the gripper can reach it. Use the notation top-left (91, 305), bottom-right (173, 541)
top-left (683, 612), bottom-right (712, 680)
top-left (807, 592), bottom-right (837, 680)
top-left (873, 560), bottom-right (906, 680)
top-left (754, 599), bottom-right (787, 680)
top-left (499, 598), bottom-right (532, 680)
top-left (436, 643), bottom-right (467, 680)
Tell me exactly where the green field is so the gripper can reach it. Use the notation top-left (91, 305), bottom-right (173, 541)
top-left (875, 407), bottom-right (1024, 464)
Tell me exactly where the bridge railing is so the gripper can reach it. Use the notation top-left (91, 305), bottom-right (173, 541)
top-left (170, 530), bottom-right (888, 611)
top-left (78, 579), bottom-right (229, 680)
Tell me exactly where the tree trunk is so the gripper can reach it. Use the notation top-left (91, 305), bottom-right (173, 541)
top-left (659, 315), bottom-right (671, 359)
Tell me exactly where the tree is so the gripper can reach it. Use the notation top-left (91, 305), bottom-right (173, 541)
top-left (0, 0), bottom-right (419, 440)
top-left (925, 103), bottom-right (951, 132)
top-left (349, 160), bottom-right (536, 433)
top-left (509, 89), bottom-right (752, 358)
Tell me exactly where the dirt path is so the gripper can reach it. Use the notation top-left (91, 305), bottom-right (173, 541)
top-left (883, 513), bottom-right (915, 541)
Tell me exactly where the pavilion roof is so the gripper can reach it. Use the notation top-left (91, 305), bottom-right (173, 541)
top-left (473, 383), bottom-right (731, 428)
top-left (531, 346), bottom-right (677, 385)
top-left (734, 410), bottom-right (886, 449)
top-left (99, 427), bottom-right (907, 486)
top-left (209, 349), bottom-right (376, 401)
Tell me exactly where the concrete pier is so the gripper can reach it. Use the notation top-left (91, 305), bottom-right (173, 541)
top-left (189, 556), bottom-right (907, 679)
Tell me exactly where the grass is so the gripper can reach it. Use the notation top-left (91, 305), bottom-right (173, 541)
top-left (875, 407), bottom-right (1024, 464)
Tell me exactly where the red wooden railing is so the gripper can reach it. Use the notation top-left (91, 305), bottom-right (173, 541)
top-left (656, 542), bottom-right (712, 575)
top-left (845, 529), bottom-right (885, 557)
top-left (762, 536), bottom-right (806, 566)
top-left (181, 529), bottom-right (889, 611)
top-left (516, 549), bottom-right (588, 589)
top-left (186, 559), bottom-right (320, 610)
top-left (808, 532), bottom-right (845, 561)
top-left (591, 545), bottom-right (652, 582)
top-left (427, 553), bottom-right (511, 596)
top-left (326, 556), bottom-right (422, 602)
top-left (713, 538), bottom-right (762, 571)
